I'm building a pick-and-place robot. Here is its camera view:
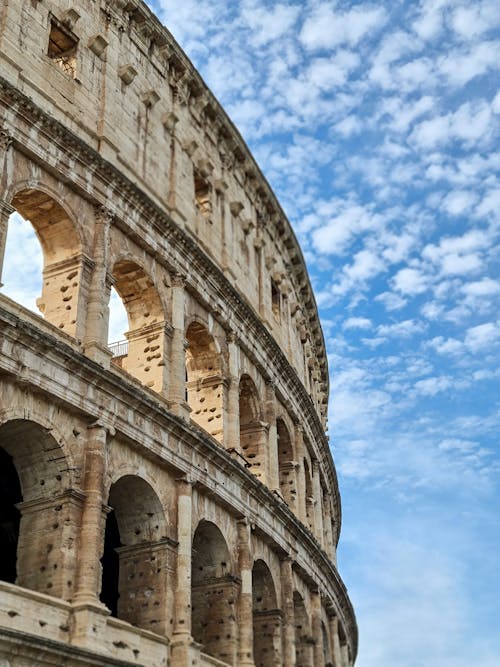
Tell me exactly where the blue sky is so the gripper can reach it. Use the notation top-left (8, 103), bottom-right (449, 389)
top-left (3, 1), bottom-right (499, 665)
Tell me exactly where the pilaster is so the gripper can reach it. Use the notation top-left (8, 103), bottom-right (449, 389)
top-left (265, 381), bottom-right (279, 491)
top-left (0, 197), bottom-right (14, 287)
top-left (279, 557), bottom-right (296, 667)
top-left (237, 518), bottom-right (255, 666)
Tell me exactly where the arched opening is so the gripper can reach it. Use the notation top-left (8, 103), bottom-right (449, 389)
top-left (1, 211), bottom-right (43, 313)
top-left (252, 560), bottom-right (281, 667)
top-left (186, 322), bottom-right (224, 442)
top-left (293, 591), bottom-right (312, 667)
top-left (101, 475), bottom-right (169, 634)
top-left (191, 520), bottom-right (237, 664)
top-left (303, 458), bottom-right (314, 532)
top-left (2, 189), bottom-right (83, 338)
top-left (239, 375), bottom-right (267, 481)
top-left (0, 419), bottom-right (75, 600)
top-left (0, 448), bottom-right (22, 584)
top-left (277, 419), bottom-right (297, 509)
top-left (109, 260), bottom-right (168, 393)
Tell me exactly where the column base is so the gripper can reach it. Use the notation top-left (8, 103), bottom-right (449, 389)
top-left (70, 600), bottom-right (110, 651)
top-left (83, 341), bottom-right (113, 367)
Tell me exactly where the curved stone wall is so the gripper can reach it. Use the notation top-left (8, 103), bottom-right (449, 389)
top-left (0, 1), bottom-right (357, 666)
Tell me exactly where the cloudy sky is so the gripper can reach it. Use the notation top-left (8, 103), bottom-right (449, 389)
top-left (3, 1), bottom-right (500, 665)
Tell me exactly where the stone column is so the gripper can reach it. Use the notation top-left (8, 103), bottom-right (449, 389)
top-left (340, 642), bottom-right (350, 667)
top-left (311, 590), bottom-right (325, 667)
top-left (169, 273), bottom-right (190, 418)
top-left (71, 423), bottom-right (113, 650)
top-left (312, 460), bottom-right (324, 544)
top-left (294, 424), bottom-right (307, 525)
top-left (0, 198), bottom-right (14, 287)
top-left (83, 206), bottom-right (113, 366)
top-left (237, 519), bottom-right (255, 666)
top-left (280, 557), bottom-right (296, 667)
top-left (329, 615), bottom-right (342, 667)
top-left (173, 477), bottom-right (193, 639)
top-left (224, 331), bottom-right (241, 453)
top-left (73, 422), bottom-right (111, 604)
top-left (265, 381), bottom-right (279, 491)
top-left (323, 491), bottom-right (335, 561)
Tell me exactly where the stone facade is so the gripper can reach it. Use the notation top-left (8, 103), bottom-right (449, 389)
top-left (0, 1), bottom-right (357, 665)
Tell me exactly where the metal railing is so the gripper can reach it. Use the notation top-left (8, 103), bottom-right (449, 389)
top-left (108, 339), bottom-right (128, 358)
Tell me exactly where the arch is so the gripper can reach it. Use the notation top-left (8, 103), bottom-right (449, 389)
top-left (109, 259), bottom-right (168, 393)
top-left (191, 520), bottom-right (237, 663)
top-left (3, 188), bottom-right (84, 338)
top-left (186, 321), bottom-right (224, 442)
top-left (0, 419), bottom-right (76, 600)
top-left (101, 475), bottom-right (168, 633)
top-left (239, 375), bottom-right (267, 481)
top-left (252, 559), bottom-right (281, 666)
top-left (277, 419), bottom-right (297, 509)
top-left (293, 591), bottom-right (312, 667)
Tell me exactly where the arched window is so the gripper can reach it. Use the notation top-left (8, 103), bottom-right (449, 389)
top-left (252, 560), bottom-right (281, 666)
top-left (191, 520), bottom-right (237, 663)
top-left (2, 189), bottom-right (82, 338)
top-left (0, 419), bottom-right (75, 600)
top-left (185, 322), bottom-right (224, 442)
top-left (293, 591), bottom-right (312, 667)
top-left (109, 260), bottom-right (168, 394)
top-left (239, 375), bottom-right (267, 482)
top-left (101, 475), bottom-right (169, 634)
top-left (276, 419), bottom-right (297, 509)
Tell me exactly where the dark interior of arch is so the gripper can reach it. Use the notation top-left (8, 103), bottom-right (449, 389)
top-left (252, 559), bottom-right (277, 611)
top-left (100, 509), bottom-right (121, 617)
top-left (239, 375), bottom-right (261, 425)
top-left (0, 447), bottom-right (22, 584)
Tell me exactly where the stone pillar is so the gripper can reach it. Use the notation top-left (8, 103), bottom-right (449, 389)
top-left (280, 557), bottom-right (296, 667)
top-left (169, 273), bottom-right (190, 418)
top-left (16, 490), bottom-right (84, 600)
top-left (265, 381), bottom-right (279, 491)
top-left (224, 331), bottom-right (241, 453)
top-left (311, 590), bottom-right (325, 667)
top-left (237, 519), bottom-right (254, 666)
top-left (73, 422), bottom-right (110, 604)
top-left (123, 320), bottom-right (172, 394)
top-left (312, 460), bottom-right (324, 544)
top-left (341, 642), bottom-right (350, 667)
top-left (329, 615), bottom-right (342, 667)
top-left (0, 198), bottom-right (14, 288)
top-left (294, 425), bottom-right (307, 525)
top-left (83, 206), bottom-right (113, 366)
top-left (323, 491), bottom-right (335, 561)
top-left (173, 477), bottom-right (193, 639)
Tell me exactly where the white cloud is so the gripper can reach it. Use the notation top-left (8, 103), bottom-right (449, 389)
top-left (375, 291), bottom-right (408, 311)
top-left (465, 322), bottom-right (500, 352)
top-left (300, 4), bottom-right (387, 51)
top-left (343, 317), bottom-right (372, 330)
top-left (392, 267), bottom-right (429, 295)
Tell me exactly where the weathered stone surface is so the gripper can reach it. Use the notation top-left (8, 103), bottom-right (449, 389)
top-left (0, 1), bottom-right (357, 666)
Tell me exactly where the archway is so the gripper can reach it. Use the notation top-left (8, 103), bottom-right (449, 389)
top-left (277, 419), bottom-right (297, 509)
top-left (109, 260), bottom-right (168, 393)
top-left (2, 189), bottom-right (83, 338)
top-left (0, 419), bottom-right (75, 600)
top-left (252, 560), bottom-right (281, 666)
top-left (191, 520), bottom-right (237, 663)
top-left (293, 591), bottom-right (312, 667)
top-left (185, 322), bottom-right (224, 442)
top-left (101, 475), bottom-right (169, 634)
top-left (0, 447), bottom-right (22, 584)
top-left (239, 375), bottom-right (267, 481)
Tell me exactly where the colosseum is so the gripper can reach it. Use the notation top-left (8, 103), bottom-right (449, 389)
top-left (0, 1), bottom-right (357, 666)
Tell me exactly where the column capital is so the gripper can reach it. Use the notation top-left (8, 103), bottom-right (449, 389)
top-left (86, 419), bottom-right (115, 437)
top-left (0, 199), bottom-right (14, 218)
top-left (172, 271), bottom-right (187, 288)
top-left (0, 128), bottom-right (13, 153)
top-left (94, 204), bottom-right (115, 226)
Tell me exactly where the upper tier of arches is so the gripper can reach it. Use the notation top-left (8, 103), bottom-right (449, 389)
top-left (0, 0), bottom-right (329, 419)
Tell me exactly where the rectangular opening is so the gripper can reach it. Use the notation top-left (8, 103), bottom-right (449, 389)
top-left (271, 279), bottom-right (281, 318)
top-left (47, 19), bottom-right (78, 78)
top-left (194, 173), bottom-right (212, 218)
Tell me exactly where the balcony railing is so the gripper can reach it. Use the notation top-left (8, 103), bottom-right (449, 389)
top-left (108, 339), bottom-right (128, 358)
